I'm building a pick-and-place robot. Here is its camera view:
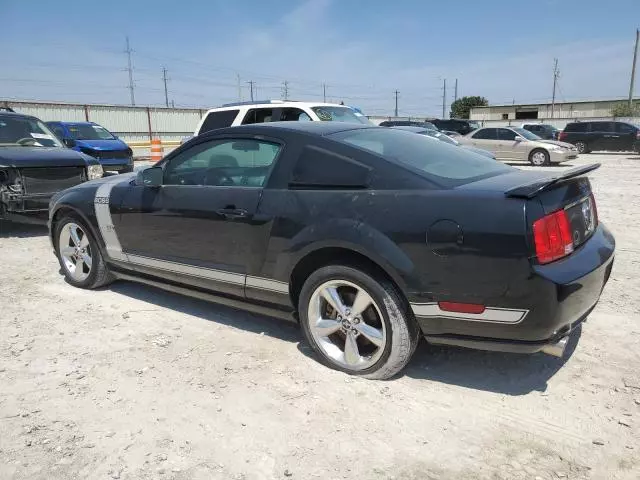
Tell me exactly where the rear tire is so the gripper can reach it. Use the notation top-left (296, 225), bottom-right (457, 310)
top-left (575, 141), bottom-right (589, 154)
top-left (55, 214), bottom-right (114, 289)
top-left (529, 148), bottom-right (550, 166)
top-left (298, 265), bottom-right (420, 380)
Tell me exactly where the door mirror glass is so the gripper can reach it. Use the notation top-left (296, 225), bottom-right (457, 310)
top-left (136, 166), bottom-right (163, 187)
top-left (514, 136), bottom-right (523, 142)
top-left (64, 138), bottom-right (76, 148)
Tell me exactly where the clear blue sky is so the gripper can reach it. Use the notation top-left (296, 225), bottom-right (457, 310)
top-left (2, 0), bottom-right (638, 116)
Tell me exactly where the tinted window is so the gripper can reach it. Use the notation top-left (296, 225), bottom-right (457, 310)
top-left (591, 122), bottom-right (614, 132)
top-left (49, 123), bottom-right (66, 139)
top-left (67, 124), bottom-right (115, 140)
top-left (497, 129), bottom-right (517, 141)
top-left (472, 128), bottom-right (497, 140)
top-left (330, 128), bottom-right (511, 187)
top-left (511, 127), bottom-right (540, 140)
top-left (280, 108), bottom-right (311, 122)
top-left (291, 145), bottom-right (371, 188)
top-left (311, 106), bottom-right (370, 124)
top-left (564, 122), bottom-right (587, 133)
top-left (0, 115), bottom-right (63, 147)
top-left (242, 108), bottom-right (275, 125)
top-left (616, 123), bottom-right (637, 134)
top-left (164, 139), bottom-right (281, 187)
top-left (199, 110), bottom-right (239, 134)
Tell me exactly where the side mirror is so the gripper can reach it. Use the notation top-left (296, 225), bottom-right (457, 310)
top-left (514, 136), bottom-right (524, 142)
top-left (136, 166), bottom-right (163, 187)
top-left (64, 138), bottom-right (77, 148)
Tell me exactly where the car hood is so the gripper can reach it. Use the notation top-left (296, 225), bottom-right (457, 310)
top-left (538, 140), bottom-right (575, 149)
top-left (76, 139), bottom-right (129, 151)
top-left (0, 147), bottom-right (96, 168)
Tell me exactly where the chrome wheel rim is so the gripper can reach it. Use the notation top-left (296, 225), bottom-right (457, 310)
top-left (576, 142), bottom-right (585, 153)
top-left (531, 151), bottom-right (547, 165)
top-left (307, 280), bottom-right (387, 371)
top-left (59, 223), bottom-right (92, 282)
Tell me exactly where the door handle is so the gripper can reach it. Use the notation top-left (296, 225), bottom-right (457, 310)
top-left (217, 207), bottom-right (248, 219)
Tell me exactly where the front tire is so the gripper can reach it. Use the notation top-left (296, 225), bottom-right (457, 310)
top-left (529, 148), bottom-right (550, 166)
top-left (298, 265), bottom-right (420, 380)
top-left (55, 215), bottom-right (114, 289)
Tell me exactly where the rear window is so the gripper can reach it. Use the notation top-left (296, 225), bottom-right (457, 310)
top-left (199, 110), bottom-right (239, 134)
top-left (330, 128), bottom-right (511, 187)
top-left (564, 122), bottom-right (588, 133)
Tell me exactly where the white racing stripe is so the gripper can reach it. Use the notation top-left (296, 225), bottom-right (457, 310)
top-left (411, 302), bottom-right (528, 324)
top-left (94, 176), bottom-right (129, 262)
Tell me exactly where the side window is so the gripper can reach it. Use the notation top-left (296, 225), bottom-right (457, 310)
top-left (198, 110), bottom-right (239, 134)
top-left (565, 123), bottom-right (587, 133)
top-left (50, 124), bottom-right (66, 139)
top-left (280, 108), bottom-right (311, 122)
top-left (497, 128), bottom-right (517, 141)
top-left (164, 139), bottom-right (281, 187)
top-left (591, 122), bottom-right (614, 132)
top-left (472, 128), bottom-right (497, 140)
top-left (616, 123), bottom-right (635, 134)
top-left (291, 145), bottom-right (372, 188)
top-left (242, 108), bottom-right (274, 125)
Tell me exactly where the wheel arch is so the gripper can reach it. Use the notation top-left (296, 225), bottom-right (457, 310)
top-left (50, 204), bottom-right (103, 256)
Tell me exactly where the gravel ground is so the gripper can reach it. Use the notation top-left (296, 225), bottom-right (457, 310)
top-left (1, 153), bottom-right (639, 480)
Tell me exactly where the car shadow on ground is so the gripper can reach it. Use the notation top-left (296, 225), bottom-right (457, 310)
top-left (109, 280), bottom-right (301, 344)
top-left (402, 325), bottom-right (582, 396)
top-left (0, 221), bottom-right (48, 238)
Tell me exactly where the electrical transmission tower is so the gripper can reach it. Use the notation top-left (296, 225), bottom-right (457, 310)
top-left (282, 81), bottom-right (289, 100)
top-left (162, 67), bottom-right (169, 107)
top-left (551, 58), bottom-right (560, 118)
top-left (394, 90), bottom-right (399, 117)
top-left (125, 36), bottom-right (135, 106)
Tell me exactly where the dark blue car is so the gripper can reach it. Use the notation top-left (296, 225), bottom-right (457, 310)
top-left (46, 121), bottom-right (133, 173)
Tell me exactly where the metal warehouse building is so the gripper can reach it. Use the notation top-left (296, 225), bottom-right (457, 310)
top-left (470, 98), bottom-right (639, 128)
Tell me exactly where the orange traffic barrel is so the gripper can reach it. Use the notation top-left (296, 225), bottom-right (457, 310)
top-left (150, 138), bottom-right (164, 162)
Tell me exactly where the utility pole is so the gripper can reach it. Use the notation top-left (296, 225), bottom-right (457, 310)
top-left (442, 79), bottom-right (447, 118)
top-left (282, 80), bottom-right (289, 100)
top-left (628, 28), bottom-right (639, 108)
top-left (551, 58), bottom-right (560, 118)
top-left (247, 81), bottom-right (255, 101)
top-left (162, 67), bottom-right (169, 107)
top-left (237, 74), bottom-right (242, 102)
top-left (171, 100), bottom-right (175, 108)
top-left (322, 83), bottom-right (327, 103)
top-left (125, 36), bottom-right (135, 106)
top-left (454, 78), bottom-right (458, 103)
top-left (394, 90), bottom-right (399, 117)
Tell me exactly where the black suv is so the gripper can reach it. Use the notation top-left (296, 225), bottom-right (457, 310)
top-left (522, 123), bottom-right (559, 140)
top-left (431, 119), bottom-right (480, 135)
top-left (559, 121), bottom-right (640, 154)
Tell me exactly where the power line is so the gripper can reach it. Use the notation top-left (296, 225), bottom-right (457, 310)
top-left (125, 36), bottom-right (135, 106)
top-left (162, 67), bottom-right (169, 107)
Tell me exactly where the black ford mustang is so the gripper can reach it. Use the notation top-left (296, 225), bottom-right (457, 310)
top-left (1, 111), bottom-right (103, 224)
top-left (48, 122), bottom-right (615, 379)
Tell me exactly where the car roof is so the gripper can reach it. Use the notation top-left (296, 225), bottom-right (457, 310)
top-left (0, 111), bottom-right (38, 121)
top-left (203, 101), bottom-right (352, 114)
top-left (201, 121), bottom-right (373, 138)
top-left (55, 121), bottom-right (96, 125)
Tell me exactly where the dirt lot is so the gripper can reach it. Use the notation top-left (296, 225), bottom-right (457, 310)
top-left (1, 153), bottom-right (639, 480)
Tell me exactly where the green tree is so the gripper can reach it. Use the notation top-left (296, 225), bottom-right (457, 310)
top-left (610, 102), bottom-right (640, 118)
top-left (449, 96), bottom-right (489, 119)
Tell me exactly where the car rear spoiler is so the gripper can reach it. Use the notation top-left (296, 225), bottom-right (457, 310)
top-left (504, 163), bottom-right (600, 199)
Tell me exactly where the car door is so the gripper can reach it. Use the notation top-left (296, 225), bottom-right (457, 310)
top-left (497, 128), bottom-right (527, 161)
top-left (589, 121), bottom-right (615, 151)
top-left (467, 128), bottom-right (500, 157)
top-left (115, 135), bottom-right (283, 298)
top-left (614, 122), bottom-right (637, 151)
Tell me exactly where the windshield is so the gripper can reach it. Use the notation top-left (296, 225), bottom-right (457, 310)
top-left (67, 124), bottom-right (116, 140)
top-left (0, 115), bottom-right (63, 147)
top-left (511, 127), bottom-right (541, 141)
top-left (312, 106), bottom-right (372, 125)
top-left (423, 130), bottom-right (460, 146)
top-left (330, 128), bottom-right (511, 187)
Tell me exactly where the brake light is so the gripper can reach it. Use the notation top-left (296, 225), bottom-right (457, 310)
top-left (636, 130), bottom-right (640, 140)
top-left (533, 209), bottom-right (574, 264)
top-left (438, 302), bottom-right (486, 314)
top-left (558, 131), bottom-right (567, 141)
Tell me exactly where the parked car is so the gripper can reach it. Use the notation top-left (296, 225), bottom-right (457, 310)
top-left (521, 123), bottom-right (559, 140)
top-left (1, 111), bottom-right (103, 224)
top-left (392, 126), bottom-right (496, 159)
top-left (441, 130), bottom-right (461, 137)
top-left (46, 121), bottom-right (133, 173)
top-left (558, 121), bottom-right (640, 154)
top-left (378, 120), bottom-right (438, 130)
top-left (49, 122), bottom-right (614, 379)
top-left (195, 100), bottom-right (372, 136)
top-left (459, 126), bottom-right (578, 166)
top-left (431, 118), bottom-right (480, 135)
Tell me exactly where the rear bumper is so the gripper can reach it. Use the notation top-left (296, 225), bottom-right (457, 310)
top-left (413, 223), bottom-right (615, 354)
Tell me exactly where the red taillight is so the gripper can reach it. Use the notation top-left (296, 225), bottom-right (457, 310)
top-left (438, 302), bottom-right (486, 314)
top-left (533, 209), bottom-right (574, 264)
top-left (558, 131), bottom-right (567, 141)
